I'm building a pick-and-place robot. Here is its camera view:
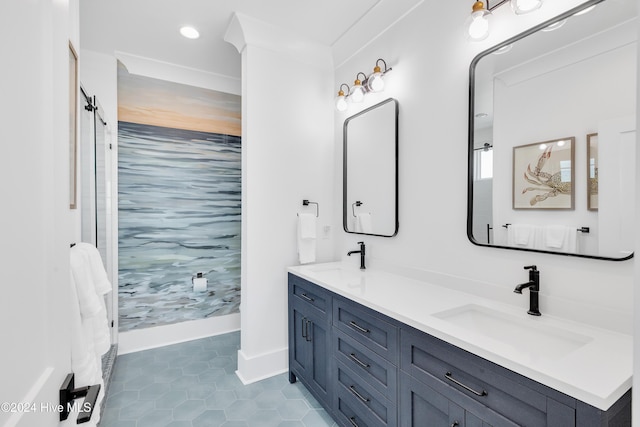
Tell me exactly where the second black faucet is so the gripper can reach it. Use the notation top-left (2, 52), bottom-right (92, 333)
top-left (514, 265), bottom-right (541, 316)
top-left (347, 241), bottom-right (366, 270)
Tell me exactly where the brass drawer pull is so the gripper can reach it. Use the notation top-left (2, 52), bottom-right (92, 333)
top-left (349, 321), bottom-right (370, 334)
top-left (349, 416), bottom-right (359, 427)
top-left (300, 293), bottom-right (314, 302)
top-left (349, 353), bottom-right (370, 369)
top-left (445, 372), bottom-right (488, 397)
top-left (349, 385), bottom-right (370, 403)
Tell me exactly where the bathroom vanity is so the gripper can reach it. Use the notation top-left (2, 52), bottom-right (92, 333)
top-left (287, 263), bottom-right (632, 426)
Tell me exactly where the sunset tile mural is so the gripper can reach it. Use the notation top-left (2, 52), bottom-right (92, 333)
top-left (117, 62), bottom-right (241, 331)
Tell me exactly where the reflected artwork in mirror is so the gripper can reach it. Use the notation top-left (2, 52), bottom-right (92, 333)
top-left (344, 98), bottom-right (399, 237)
top-left (468, 0), bottom-right (636, 260)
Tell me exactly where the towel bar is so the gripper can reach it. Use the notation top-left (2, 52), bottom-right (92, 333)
top-left (352, 201), bottom-right (363, 217)
top-left (300, 199), bottom-right (319, 217)
top-left (59, 373), bottom-right (101, 424)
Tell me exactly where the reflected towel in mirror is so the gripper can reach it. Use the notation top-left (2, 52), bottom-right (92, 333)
top-left (355, 213), bottom-right (372, 234)
top-left (508, 224), bottom-right (536, 247)
top-left (542, 225), bottom-right (577, 252)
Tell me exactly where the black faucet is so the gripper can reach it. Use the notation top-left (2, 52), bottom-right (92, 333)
top-left (347, 241), bottom-right (366, 270)
top-left (514, 265), bottom-right (541, 316)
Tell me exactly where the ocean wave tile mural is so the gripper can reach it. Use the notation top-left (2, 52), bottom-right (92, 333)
top-left (117, 62), bottom-right (241, 331)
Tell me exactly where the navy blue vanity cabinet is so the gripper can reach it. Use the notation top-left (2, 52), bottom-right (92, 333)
top-left (287, 273), bottom-right (631, 427)
top-left (401, 326), bottom-right (587, 427)
top-left (288, 274), bottom-right (332, 407)
top-left (332, 295), bottom-right (400, 427)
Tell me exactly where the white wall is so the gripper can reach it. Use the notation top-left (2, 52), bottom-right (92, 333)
top-left (225, 13), bottom-right (336, 383)
top-left (1, 0), bottom-right (75, 425)
top-left (334, 0), bottom-right (634, 336)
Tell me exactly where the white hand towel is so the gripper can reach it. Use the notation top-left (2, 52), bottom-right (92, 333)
top-left (510, 224), bottom-right (534, 246)
top-left (298, 213), bottom-right (317, 239)
top-left (544, 225), bottom-right (566, 248)
top-left (297, 213), bottom-right (316, 264)
top-left (355, 213), bottom-right (372, 233)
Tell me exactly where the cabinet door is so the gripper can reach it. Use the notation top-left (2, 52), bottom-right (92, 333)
top-left (289, 297), bottom-right (331, 405)
top-left (400, 372), bottom-right (494, 427)
top-left (307, 307), bottom-right (330, 404)
top-left (290, 300), bottom-right (311, 376)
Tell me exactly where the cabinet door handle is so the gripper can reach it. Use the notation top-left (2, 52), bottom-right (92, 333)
top-left (349, 353), bottom-right (370, 369)
top-left (300, 293), bottom-right (314, 302)
top-left (306, 319), bottom-right (313, 342)
top-left (349, 417), bottom-right (359, 427)
top-left (301, 317), bottom-right (307, 339)
top-left (444, 372), bottom-right (488, 397)
top-left (349, 385), bottom-right (370, 403)
top-left (349, 321), bottom-right (370, 334)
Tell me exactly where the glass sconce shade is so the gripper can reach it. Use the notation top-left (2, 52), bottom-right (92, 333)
top-left (350, 74), bottom-right (366, 103)
top-left (335, 84), bottom-right (350, 111)
top-left (367, 70), bottom-right (385, 92)
top-left (465, 1), bottom-right (492, 41)
top-left (510, 0), bottom-right (543, 15)
top-left (335, 93), bottom-right (348, 112)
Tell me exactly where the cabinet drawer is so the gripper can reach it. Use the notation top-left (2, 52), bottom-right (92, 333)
top-left (334, 296), bottom-right (399, 362)
top-left (334, 329), bottom-right (397, 402)
top-left (335, 360), bottom-right (397, 427)
top-left (289, 273), bottom-right (331, 314)
top-left (400, 329), bottom-right (575, 427)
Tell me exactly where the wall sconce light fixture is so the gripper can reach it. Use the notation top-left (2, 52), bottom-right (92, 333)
top-left (349, 72), bottom-right (367, 103)
top-left (465, 0), bottom-right (544, 41)
top-left (335, 84), bottom-right (349, 111)
top-left (335, 58), bottom-right (393, 111)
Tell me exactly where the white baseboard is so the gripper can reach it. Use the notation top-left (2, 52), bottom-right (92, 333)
top-left (117, 313), bottom-right (241, 354)
top-left (236, 347), bottom-right (288, 384)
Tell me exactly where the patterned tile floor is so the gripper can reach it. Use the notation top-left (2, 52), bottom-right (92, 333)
top-left (99, 331), bottom-right (337, 427)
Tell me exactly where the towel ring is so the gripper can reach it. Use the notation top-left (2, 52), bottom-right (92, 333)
top-left (352, 201), bottom-right (363, 217)
top-left (299, 199), bottom-right (319, 217)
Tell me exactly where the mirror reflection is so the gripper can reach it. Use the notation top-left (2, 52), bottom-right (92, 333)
top-left (344, 98), bottom-right (398, 237)
top-left (468, 0), bottom-right (636, 260)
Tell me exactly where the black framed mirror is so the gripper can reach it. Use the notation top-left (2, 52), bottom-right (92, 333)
top-left (343, 98), bottom-right (399, 237)
top-left (468, 0), bottom-right (636, 260)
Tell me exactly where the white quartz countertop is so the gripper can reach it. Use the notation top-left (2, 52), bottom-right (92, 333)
top-left (287, 262), bottom-right (632, 411)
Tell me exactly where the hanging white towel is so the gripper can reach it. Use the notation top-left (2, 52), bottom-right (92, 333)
top-left (70, 248), bottom-right (103, 320)
top-left (297, 213), bottom-right (316, 264)
top-left (77, 243), bottom-right (111, 296)
top-left (76, 243), bottom-right (112, 356)
top-left (544, 225), bottom-right (566, 248)
top-left (71, 245), bottom-right (111, 357)
top-left (508, 224), bottom-right (535, 247)
top-left (298, 213), bottom-right (317, 239)
top-left (542, 225), bottom-right (577, 252)
top-left (355, 213), bottom-right (372, 234)
top-left (68, 269), bottom-right (103, 427)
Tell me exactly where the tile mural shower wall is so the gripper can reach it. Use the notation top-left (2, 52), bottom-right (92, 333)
top-left (117, 62), bottom-right (241, 331)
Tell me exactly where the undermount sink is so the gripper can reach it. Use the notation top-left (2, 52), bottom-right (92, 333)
top-left (305, 264), bottom-right (364, 282)
top-left (433, 304), bottom-right (593, 361)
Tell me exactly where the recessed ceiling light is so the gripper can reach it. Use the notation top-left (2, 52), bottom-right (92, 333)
top-left (180, 26), bottom-right (200, 39)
